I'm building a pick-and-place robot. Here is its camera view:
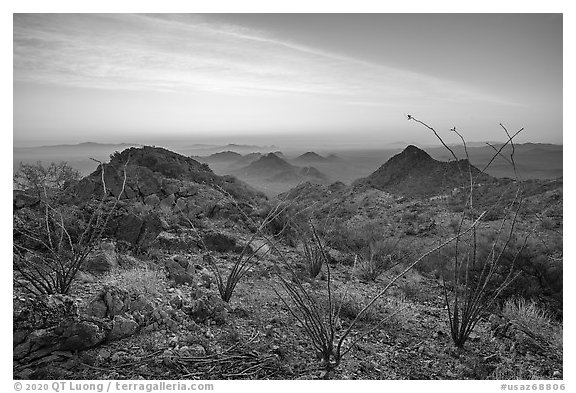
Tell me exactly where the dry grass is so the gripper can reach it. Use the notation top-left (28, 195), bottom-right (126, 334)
top-left (102, 267), bottom-right (169, 297)
top-left (502, 297), bottom-right (560, 346)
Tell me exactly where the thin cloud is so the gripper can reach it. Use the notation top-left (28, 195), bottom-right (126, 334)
top-left (14, 14), bottom-right (516, 106)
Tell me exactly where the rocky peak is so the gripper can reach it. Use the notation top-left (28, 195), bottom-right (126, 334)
top-left (354, 145), bottom-right (491, 197)
top-left (394, 145), bottom-right (434, 163)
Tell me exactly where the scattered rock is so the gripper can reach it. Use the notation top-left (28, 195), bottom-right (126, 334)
top-left (98, 348), bottom-right (112, 360)
top-left (468, 332), bottom-right (481, 342)
top-left (184, 292), bottom-right (228, 324)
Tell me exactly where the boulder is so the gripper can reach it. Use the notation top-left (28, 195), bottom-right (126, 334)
top-left (60, 318), bottom-right (109, 350)
top-left (109, 315), bottom-right (139, 341)
top-left (202, 232), bottom-right (243, 253)
top-left (127, 166), bottom-right (161, 197)
top-left (144, 194), bottom-right (161, 207)
top-left (173, 255), bottom-right (190, 269)
top-left (138, 214), bottom-right (163, 249)
top-left (155, 231), bottom-right (199, 251)
top-left (178, 184), bottom-right (198, 197)
top-left (162, 180), bottom-right (180, 196)
top-left (114, 213), bottom-right (143, 245)
top-left (249, 239), bottom-right (270, 257)
top-left (175, 197), bottom-right (187, 212)
top-left (165, 259), bottom-right (195, 286)
top-left (83, 241), bottom-right (117, 274)
top-left (184, 292), bottom-right (228, 324)
top-left (160, 194), bottom-right (176, 209)
top-left (86, 299), bottom-right (108, 319)
top-left (112, 213), bottom-right (162, 249)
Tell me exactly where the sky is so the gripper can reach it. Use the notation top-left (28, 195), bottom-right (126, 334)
top-left (13, 13), bottom-right (563, 148)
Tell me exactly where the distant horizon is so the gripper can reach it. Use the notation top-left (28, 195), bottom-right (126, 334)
top-left (13, 138), bottom-right (563, 150)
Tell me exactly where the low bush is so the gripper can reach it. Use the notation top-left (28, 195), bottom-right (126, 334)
top-left (503, 298), bottom-right (552, 332)
top-left (103, 267), bottom-right (168, 297)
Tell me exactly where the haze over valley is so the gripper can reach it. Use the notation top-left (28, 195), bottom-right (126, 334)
top-left (14, 140), bottom-right (562, 196)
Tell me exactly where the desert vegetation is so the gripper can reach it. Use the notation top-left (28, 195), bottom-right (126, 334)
top-left (13, 124), bottom-right (562, 380)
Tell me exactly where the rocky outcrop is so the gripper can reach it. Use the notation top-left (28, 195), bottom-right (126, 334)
top-left (108, 212), bottom-right (163, 250)
top-left (85, 285), bottom-right (155, 320)
top-left (73, 146), bottom-right (264, 206)
top-left (13, 295), bottom-right (111, 362)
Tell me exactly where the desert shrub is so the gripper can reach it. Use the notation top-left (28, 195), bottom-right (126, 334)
top-left (492, 236), bottom-right (563, 318)
top-left (333, 294), bottom-right (407, 328)
top-left (13, 161), bottom-right (128, 295)
top-left (181, 197), bottom-right (293, 302)
top-left (395, 270), bottom-right (428, 302)
top-left (103, 267), bottom-right (168, 297)
top-left (335, 294), bottom-right (376, 322)
top-left (353, 236), bottom-right (410, 281)
top-left (539, 217), bottom-right (555, 230)
top-left (273, 218), bottom-right (480, 372)
top-left (300, 231), bottom-right (324, 279)
top-left (408, 115), bottom-right (530, 348)
top-left (326, 220), bottom-right (407, 280)
top-left (259, 202), bottom-right (309, 247)
top-left (14, 161), bottom-right (81, 199)
top-left (503, 298), bottom-right (553, 338)
top-left (448, 217), bottom-right (461, 234)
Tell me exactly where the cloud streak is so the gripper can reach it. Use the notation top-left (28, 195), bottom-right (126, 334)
top-left (13, 14), bottom-right (515, 107)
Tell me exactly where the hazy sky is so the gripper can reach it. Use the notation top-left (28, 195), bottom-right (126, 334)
top-left (13, 13), bottom-right (562, 147)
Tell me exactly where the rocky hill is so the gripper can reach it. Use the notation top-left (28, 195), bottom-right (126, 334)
top-left (73, 146), bottom-right (264, 203)
top-left (355, 145), bottom-right (494, 197)
top-left (60, 146), bottom-right (266, 250)
top-left (235, 153), bottom-right (294, 178)
top-left (234, 153), bottom-right (329, 184)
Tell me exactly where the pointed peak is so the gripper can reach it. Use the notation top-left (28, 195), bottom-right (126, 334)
top-left (402, 145), bottom-right (428, 154)
top-left (396, 145), bottom-right (433, 161)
